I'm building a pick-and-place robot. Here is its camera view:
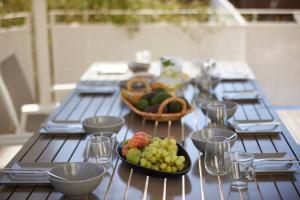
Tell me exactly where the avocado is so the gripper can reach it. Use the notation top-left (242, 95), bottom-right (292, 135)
top-left (150, 92), bottom-right (171, 105)
top-left (136, 99), bottom-right (149, 111)
top-left (141, 92), bottom-right (156, 102)
top-left (168, 101), bottom-right (182, 113)
top-left (145, 104), bottom-right (160, 113)
top-left (154, 88), bottom-right (166, 93)
top-left (145, 104), bottom-right (168, 113)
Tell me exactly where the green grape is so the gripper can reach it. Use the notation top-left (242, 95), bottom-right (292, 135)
top-left (164, 156), bottom-right (171, 164)
top-left (170, 155), bottom-right (177, 163)
top-left (151, 137), bottom-right (161, 142)
top-left (152, 165), bottom-right (159, 171)
top-left (144, 146), bottom-right (150, 152)
top-left (160, 139), bottom-right (167, 147)
top-left (150, 156), bottom-right (157, 163)
top-left (149, 143), bottom-right (155, 149)
top-left (157, 149), bottom-right (162, 156)
top-left (151, 147), bottom-right (157, 155)
top-left (163, 167), bottom-right (169, 173)
top-left (146, 153), bottom-right (152, 161)
top-left (169, 150), bottom-right (177, 158)
top-left (170, 139), bottom-right (177, 145)
top-left (178, 156), bottom-right (185, 162)
top-left (141, 151), bottom-right (147, 158)
top-left (171, 166), bottom-right (177, 173)
top-left (177, 164), bottom-right (184, 171)
top-left (166, 165), bottom-right (172, 173)
top-left (160, 163), bottom-right (167, 170)
top-left (162, 150), bottom-right (168, 158)
top-left (153, 140), bottom-right (160, 146)
top-left (140, 158), bottom-right (147, 166)
top-left (175, 159), bottom-right (183, 167)
top-left (145, 161), bottom-right (152, 169)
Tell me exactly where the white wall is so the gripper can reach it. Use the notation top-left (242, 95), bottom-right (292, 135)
top-left (246, 25), bottom-right (300, 105)
top-left (51, 24), bottom-right (246, 84)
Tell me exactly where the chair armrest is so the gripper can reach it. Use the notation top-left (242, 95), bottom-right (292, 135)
top-left (21, 103), bottom-right (59, 115)
top-left (52, 83), bottom-right (76, 93)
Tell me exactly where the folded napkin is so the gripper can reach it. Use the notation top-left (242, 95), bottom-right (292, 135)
top-left (41, 121), bottom-right (84, 133)
top-left (76, 85), bottom-right (116, 95)
top-left (223, 91), bottom-right (260, 101)
top-left (211, 61), bottom-right (255, 80)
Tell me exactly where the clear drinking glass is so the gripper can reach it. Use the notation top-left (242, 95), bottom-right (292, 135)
top-left (204, 136), bottom-right (231, 176)
top-left (206, 102), bottom-right (227, 128)
top-left (91, 132), bottom-right (117, 163)
top-left (228, 152), bottom-right (255, 189)
top-left (86, 136), bottom-right (112, 168)
top-left (194, 76), bottom-right (213, 94)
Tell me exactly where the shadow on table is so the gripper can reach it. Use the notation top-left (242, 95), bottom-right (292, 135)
top-left (117, 162), bottom-right (192, 196)
top-left (123, 112), bottom-right (194, 140)
top-left (226, 188), bottom-right (251, 200)
top-left (59, 193), bottom-right (100, 200)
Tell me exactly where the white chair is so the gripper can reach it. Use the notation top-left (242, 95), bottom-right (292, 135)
top-left (0, 55), bottom-right (57, 146)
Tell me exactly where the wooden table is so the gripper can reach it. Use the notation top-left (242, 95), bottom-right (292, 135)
top-left (1, 66), bottom-right (300, 200)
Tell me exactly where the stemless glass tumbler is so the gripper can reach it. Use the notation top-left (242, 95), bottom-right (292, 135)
top-left (228, 152), bottom-right (255, 189)
top-left (91, 132), bottom-right (117, 162)
top-left (86, 136), bottom-right (112, 168)
top-left (204, 136), bottom-right (231, 176)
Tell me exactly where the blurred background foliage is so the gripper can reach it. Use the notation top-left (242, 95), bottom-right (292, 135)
top-left (0, 0), bottom-right (208, 27)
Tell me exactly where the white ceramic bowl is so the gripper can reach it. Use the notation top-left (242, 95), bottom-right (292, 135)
top-left (82, 116), bottom-right (125, 134)
top-left (190, 128), bottom-right (237, 153)
top-left (48, 163), bottom-right (106, 196)
top-left (199, 100), bottom-right (238, 119)
top-left (128, 62), bottom-right (150, 72)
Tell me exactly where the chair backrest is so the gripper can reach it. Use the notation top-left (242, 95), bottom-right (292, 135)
top-left (0, 55), bottom-right (34, 133)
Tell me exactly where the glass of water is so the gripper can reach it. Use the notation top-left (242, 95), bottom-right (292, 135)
top-left (91, 132), bottom-right (117, 162)
top-left (228, 152), bottom-right (255, 189)
top-left (206, 102), bottom-right (227, 128)
top-left (86, 136), bottom-right (112, 168)
top-left (204, 136), bottom-right (231, 176)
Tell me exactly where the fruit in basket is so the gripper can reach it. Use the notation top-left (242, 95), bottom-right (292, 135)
top-left (144, 104), bottom-right (168, 113)
top-left (126, 148), bottom-right (142, 165)
top-left (168, 101), bottom-right (182, 113)
top-left (151, 92), bottom-right (171, 105)
top-left (136, 99), bottom-right (149, 111)
top-left (123, 133), bottom-right (186, 173)
top-left (141, 91), bottom-right (157, 102)
top-left (151, 81), bottom-right (169, 91)
top-left (121, 89), bottom-right (143, 104)
top-left (144, 104), bottom-right (160, 113)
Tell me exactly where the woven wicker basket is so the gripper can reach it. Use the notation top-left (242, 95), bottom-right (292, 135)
top-left (121, 95), bottom-right (193, 122)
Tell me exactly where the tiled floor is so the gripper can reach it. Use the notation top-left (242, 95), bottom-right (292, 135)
top-left (277, 109), bottom-right (300, 145)
top-left (0, 145), bottom-right (22, 168)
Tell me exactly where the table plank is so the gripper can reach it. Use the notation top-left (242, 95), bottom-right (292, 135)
top-left (67, 95), bottom-right (93, 121)
top-left (53, 93), bottom-right (82, 122)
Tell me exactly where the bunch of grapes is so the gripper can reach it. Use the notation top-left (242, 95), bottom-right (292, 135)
top-left (139, 137), bottom-right (185, 173)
